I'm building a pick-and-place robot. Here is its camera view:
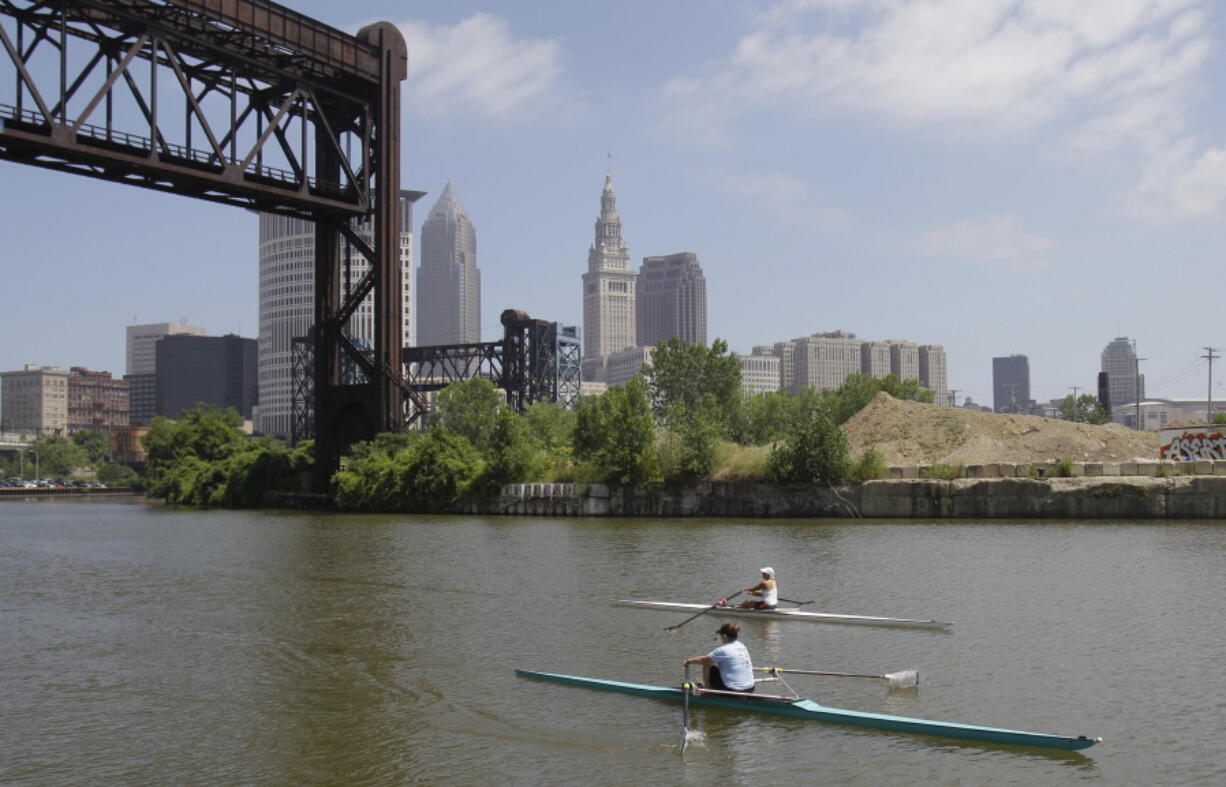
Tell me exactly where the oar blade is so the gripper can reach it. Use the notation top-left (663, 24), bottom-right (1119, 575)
top-left (884, 669), bottom-right (919, 688)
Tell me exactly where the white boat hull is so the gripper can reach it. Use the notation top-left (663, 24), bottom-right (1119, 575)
top-left (615, 600), bottom-right (953, 629)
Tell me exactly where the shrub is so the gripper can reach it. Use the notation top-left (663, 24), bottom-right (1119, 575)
top-left (923, 462), bottom-right (964, 480)
top-left (847, 447), bottom-right (887, 482)
top-left (1053, 458), bottom-right (1076, 477)
top-left (766, 410), bottom-right (849, 485)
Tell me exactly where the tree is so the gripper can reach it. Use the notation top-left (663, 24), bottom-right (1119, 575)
top-left (573, 378), bottom-right (659, 485)
top-left (819, 374), bottom-right (934, 425)
top-left (523, 401), bottom-right (577, 455)
top-left (734, 390), bottom-right (801, 445)
top-left (97, 463), bottom-right (143, 489)
top-left (1058, 394), bottom-right (1109, 424)
top-left (400, 428), bottom-right (485, 512)
top-left (142, 405), bottom-right (246, 498)
top-left (641, 337), bottom-right (742, 434)
top-left (1211, 413), bottom-right (1226, 425)
top-left (28, 435), bottom-right (89, 476)
top-left (432, 378), bottom-right (505, 453)
top-left (766, 406), bottom-right (849, 485)
top-left (72, 430), bottom-right (111, 466)
top-left (481, 407), bottom-right (547, 490)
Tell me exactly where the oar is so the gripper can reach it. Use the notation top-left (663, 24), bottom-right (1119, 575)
top-left (758, 666), bottom-right (920, 688)
top-left (664, 590), bottom-right (742, 631)
top-left (680, 665), bottom-right (692, 754)
top-left (777, 597), bottom-right (816, 606)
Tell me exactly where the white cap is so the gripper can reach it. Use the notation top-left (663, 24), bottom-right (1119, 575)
top-left (760, 567), bottom-right (775, 577)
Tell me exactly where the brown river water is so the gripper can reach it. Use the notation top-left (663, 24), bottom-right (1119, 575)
top-left (2, 498), bottom-right (1224, 785)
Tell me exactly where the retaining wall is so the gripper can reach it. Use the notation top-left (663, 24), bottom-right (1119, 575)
top-left (478, 476), bottom-right (1226, 519)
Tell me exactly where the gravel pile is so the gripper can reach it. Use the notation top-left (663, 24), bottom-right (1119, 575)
top-left (844, 392), bottom-right (1162, 466)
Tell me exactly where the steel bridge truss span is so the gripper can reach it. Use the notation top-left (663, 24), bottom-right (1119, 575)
top-left (0, 0), bottom-right (384, 217)
top-left (0, 0), bottom-right (418, 490)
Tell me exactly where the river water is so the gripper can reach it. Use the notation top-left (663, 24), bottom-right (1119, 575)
top-left (1, 499), bottom-right (1224, 785)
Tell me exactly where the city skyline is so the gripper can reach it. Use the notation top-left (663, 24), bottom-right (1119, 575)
top-left (3, 1), bottom-right (1226, 405)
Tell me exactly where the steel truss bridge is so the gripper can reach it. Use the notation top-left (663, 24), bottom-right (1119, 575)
top-left (0, 0), bottom-right (417, 490)
top-left (290, 310), bottom-right (581, 442)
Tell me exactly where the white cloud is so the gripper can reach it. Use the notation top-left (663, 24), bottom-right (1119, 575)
top-left (398, 14), bottom-right (567, 122)
top-left (707, 170), bottom-right (853, 230)
top-left (919, 214), bottom-right (1054, 271)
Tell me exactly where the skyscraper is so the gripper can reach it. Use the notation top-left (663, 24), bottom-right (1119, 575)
top-left (992, 355), bottom-right (1031, 413)
top-left (918, 345), bottom-right (949, 405)
top-left (1101, 337), bottom-right (1144, 408)
top-left (636, 252), bottom-right (707, 348)
top-left (582, 173), bottom-right (636, 382)
top-left (126, 322), bottom-right (206, 376)
top-left (157, 334), bottom-right (257, 419)
top-left (417, 183), bottom-right (480, 346)
top-left (256, 191), bottom-right (422, 437)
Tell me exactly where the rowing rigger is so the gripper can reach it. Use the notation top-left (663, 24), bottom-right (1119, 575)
top-left (516, 670), bottom-right (1100, 751)
top-left (615, 599), bottom-right (954, 629)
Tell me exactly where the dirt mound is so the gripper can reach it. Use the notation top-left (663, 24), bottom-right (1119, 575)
top-left (844, 392), bottom-right (1161, 465)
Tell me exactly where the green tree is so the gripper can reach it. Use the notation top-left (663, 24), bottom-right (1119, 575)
top-left (72, 430), bottom-right (111, 466)
top-left (400, 428), bottom-right (485, 512)
top-left (432, 377), bottom-right (504, 453)
top-left (818, 374), bottom-right (934, 425)
top-left (142, 405), bottom-right (246, 498)
top-left (28, 435), bottom-right (89, 476)
top-left (1058, 394), bottom-right (1109, 424)
top-left (733, 390), bottom-right (800, 445)
top-left (96, 462), bottom-right (143, 489)
top-left (1210, 412), bottom-right (1226, 425)
top-left (573, 378), bottom-right (659, 485)
top-left (766, 407), bottom-right (849, 485)
top-left (523, 401), bottom-right (577, 455)
top-left (481, 407), bottom-right (547, 490)
top-left (641, 337), bottom-right (743, 434)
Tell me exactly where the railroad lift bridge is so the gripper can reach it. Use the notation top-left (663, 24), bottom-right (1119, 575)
top-left (2, 0), bottom-right (424, 490)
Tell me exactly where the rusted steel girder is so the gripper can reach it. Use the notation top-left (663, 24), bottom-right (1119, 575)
top-left (0, 0), bottom-right (425, 490)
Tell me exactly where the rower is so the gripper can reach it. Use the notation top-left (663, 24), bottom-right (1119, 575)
top-left (683, 622), bottom-right (755, 693)
top-left (738, 567), bottom-right (778, 610)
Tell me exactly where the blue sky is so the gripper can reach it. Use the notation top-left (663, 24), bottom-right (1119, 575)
top-left (3, 0), bottom-right (1226, 405)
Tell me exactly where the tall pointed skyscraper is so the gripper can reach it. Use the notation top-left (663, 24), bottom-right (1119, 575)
top-left (418, 183), bottom-right (480, 346)
top-left (581, 172), bottom-right (636, 381)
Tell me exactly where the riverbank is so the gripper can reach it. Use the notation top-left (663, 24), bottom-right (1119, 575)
top-left (0, 487), bottom-right (138, 500)
top-left (484, 475), bottom-right (1226, 518)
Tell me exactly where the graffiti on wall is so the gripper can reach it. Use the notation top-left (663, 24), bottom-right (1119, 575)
top-left (1160, 431), bottom-right (1226, 461)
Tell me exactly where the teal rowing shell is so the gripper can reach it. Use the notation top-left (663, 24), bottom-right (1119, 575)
top-left (515, 670), bottom-right (1099, 751)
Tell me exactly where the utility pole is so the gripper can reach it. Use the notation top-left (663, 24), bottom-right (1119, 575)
top-left (1068, 386), bottom-right (1081, 421)
top-left (1134, 356), bottom-right (1146, 430)
top-left (1204, 347), bottom-right (1219, 423)
top-left (948, 388), bottom-right (961, 408)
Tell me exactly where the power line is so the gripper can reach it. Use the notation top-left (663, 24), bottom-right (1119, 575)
top-left (1204, 347), bottom-right (1220, 423)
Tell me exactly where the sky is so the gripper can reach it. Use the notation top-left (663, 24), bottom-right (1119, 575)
top-left (3, 0), bottom-right (1226, 406)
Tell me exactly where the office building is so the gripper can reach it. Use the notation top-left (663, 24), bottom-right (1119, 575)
top-left (0, 364), bottom-right (68, 435)
top-left (256, 191), bottom-right (422, 437)
top-left (792, 331), bottom-right (862, 393)
top-left (861, 341), bottom-right (891, 377)
top-left (636, 252), bottom-right (707, 348)
top-left (582, 173), bottom-right (636, 381)
top-left (739, 354), bottom-right (781, 395)
top-left (1101, 337), bottom-right (1144, 409)
top-left (417, 183), bottom-right (480, 346)
top-left (992, 355), bottom-right (1031, 413)
top-left (126, 322), bottom-right (207, 376)
top-left (156, 334), bottom-right (257, 419)
top-left (67, 367), bottom-right (128, 432)
top-left (889, 341), bottom-right (920, 381)
top-left (604, 346), bottom-right (654, 386)
top-left (918, 345), bottom-right (949, 405)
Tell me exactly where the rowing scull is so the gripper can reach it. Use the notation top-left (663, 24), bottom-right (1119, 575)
top-left (516, 670), bottom-right (1099, 751)
top-left (615, 599), bottom-right (953, 629)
